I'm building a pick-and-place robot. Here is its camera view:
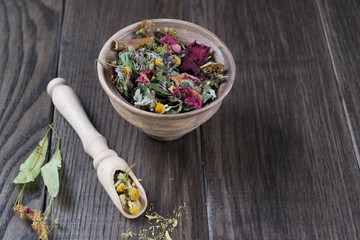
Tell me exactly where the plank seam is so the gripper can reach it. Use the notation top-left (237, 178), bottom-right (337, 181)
top-left (42, 0), bottom-right (67, 213)
top-left (315, 0), bottom-right (360, 168)
top-left (55, 0), bottom-right (67, 80)
top-left (315, 0), bottom-right (359, 238)
top-left (196, 128), bottom-right (210, 240)
top-left (189, 1), bottom-right (210, 239)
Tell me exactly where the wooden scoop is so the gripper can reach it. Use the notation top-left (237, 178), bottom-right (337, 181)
top-left (47, 77), bottom-right (147, 219)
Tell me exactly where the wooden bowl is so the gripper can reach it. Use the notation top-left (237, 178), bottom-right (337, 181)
top-left (97, 19), bottom-right (236, 141)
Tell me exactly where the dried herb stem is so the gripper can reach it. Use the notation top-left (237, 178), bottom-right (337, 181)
top-left (14, 184), bottom-right (26, 206)
top-left (12, 121), bottom-right (62, 239)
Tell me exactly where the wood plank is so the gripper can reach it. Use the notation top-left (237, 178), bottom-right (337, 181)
top-left (193, 0), bottom-right (360, 239)
top-left (317, 0), bottom-right (360, 164)
top-left (0, 0), bottom-right (63, 239)
top-left (50, 0), bottom-right (207, 239)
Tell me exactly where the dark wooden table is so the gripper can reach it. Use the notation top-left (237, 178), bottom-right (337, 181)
top-left (1, 0), bottom-right (360, 239)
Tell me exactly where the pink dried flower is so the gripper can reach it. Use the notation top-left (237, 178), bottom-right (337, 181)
top-left (184, 41), bottom-right (211, 66)
top-left (135, 75), bottom-right (150, 83)
top-left (161, 35), bottom-right (182, 53)
top-left (179, 54), bottom-right (201, 77)
top-left (142, 69), bottom-right (157, 75)
top-left (135, 69), bottom-right (157, 83)
top-left (173, 87), bottom-right (202, 109)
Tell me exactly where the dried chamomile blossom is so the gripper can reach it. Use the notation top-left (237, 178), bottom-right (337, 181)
top-left (114, 164), bottom-right (142, 215)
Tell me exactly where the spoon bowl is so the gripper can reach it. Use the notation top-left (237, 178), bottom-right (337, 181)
top-left (97, 156), bottom-right (147, 218)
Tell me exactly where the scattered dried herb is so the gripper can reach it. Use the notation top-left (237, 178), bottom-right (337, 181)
top-left (12, 122), bottom-right (62, 240)
top-left (121, 202), bottom-right (187, 239)
top-left (114, 164), bottom-right (142, 215)
top-left (99, 19), bottom-right (226, 114)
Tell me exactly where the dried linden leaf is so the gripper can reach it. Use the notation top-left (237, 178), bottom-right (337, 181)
top-left (13, 136), bottom-right (49, 184)
top-left (41, 145), bottom-right (62, 198)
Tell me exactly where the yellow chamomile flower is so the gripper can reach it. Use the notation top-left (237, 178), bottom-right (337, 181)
top-left (123, 66), bottom-right (131, 75)
top-left (129, 187), bottom-right (139, 201)
top-left (154, 103), bottom-right (165, 114)
top-left (116, 183), bottom-right (126, 193)
top-left (155, 58), bottom-right (164, 67)
top-left (129, 200), bottom-right (141, 215)
top-left (173, 55), bottom-right (181, 67)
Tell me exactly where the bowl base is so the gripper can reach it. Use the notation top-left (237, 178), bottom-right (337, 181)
top-left (145, 133), bottom-right (186, 141)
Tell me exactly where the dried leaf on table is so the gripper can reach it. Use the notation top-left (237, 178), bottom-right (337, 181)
top-left (41, 144), bottom-right (62, 198)
top-left (13, 135), bottom-right (49, 184)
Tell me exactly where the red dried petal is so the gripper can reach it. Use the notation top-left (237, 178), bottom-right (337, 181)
top-left (142, 69), bottom-right (157, 75)
top-left (184, 41), bottom-right (211, 66)
top-left (135, 75), bottom-right (150, 83)
top-left (173, 87), bottom-right (202, 109)
top-left (161, 35), bottom-right (182, 53)
top-left (135, 69), bottom-right (156, 83)
top-left (179, 54), bottom-right (201, 77)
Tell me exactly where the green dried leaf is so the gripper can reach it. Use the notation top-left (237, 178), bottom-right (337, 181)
top-left (148, 83), bottom-right (171, 96)
top-left (41, 145), bottom-right (62, 198)
top-left (179, 80), bottom-right (196, 89)
top-left (156, 70), bottom-right (166, 86)
top-left (115, 67), bottom-right (127, 91)
top-left (118, 52), bottom-right (134, 69)
top-left (133, 85), bottom-right (154, 106)
top-left (201, 87), bottom-right (216, 104)
top-left (13, 136), bottom-right (49, 184)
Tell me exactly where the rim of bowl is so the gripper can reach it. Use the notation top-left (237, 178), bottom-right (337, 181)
top-left (97, 18), bottom-right (236, 119)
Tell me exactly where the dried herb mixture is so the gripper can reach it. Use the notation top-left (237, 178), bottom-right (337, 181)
top-left (114, 164), bottom-right (141, 215)
top-left (102, 20), bottom-right (226, 114)
top-left (121, 202), bottom-right (186, 240)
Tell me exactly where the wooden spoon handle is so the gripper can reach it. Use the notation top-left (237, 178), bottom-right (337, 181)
top-left (47, 78), bottom-right (117, 169)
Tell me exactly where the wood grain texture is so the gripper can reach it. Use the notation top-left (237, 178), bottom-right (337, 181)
top-left (2, 0), bottom-right (360, 239)
top-left (0, 0), bottom-right (63, 239)
top-left (317, 0), bottom-right (360, 163)
top-left (50, 0), bottom-right (207, 239)
top-left (193, 0), bottom-right (360, 239)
